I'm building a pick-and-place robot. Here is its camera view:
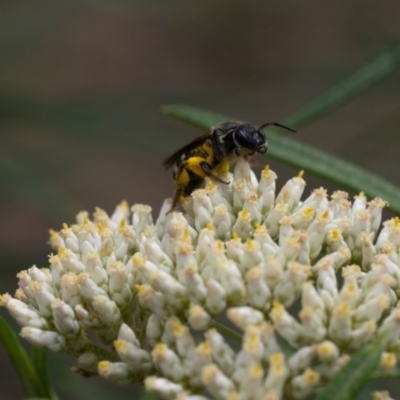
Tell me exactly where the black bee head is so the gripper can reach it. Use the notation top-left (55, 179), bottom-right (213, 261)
top-left (234, 124), bottom-right (268, 154)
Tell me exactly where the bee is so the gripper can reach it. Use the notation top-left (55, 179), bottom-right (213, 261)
top-left (164, 121), bottom-right (296, 211)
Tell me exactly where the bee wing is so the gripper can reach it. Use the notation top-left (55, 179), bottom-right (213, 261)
top-left (163, 130), bottom-right (213, 170)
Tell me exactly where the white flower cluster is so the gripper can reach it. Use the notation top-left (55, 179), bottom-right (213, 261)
top-left (1, 159), bottom-right (400, 400)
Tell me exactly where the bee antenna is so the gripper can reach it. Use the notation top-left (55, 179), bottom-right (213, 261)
top-left (258, 122), bottom-right (296, 133)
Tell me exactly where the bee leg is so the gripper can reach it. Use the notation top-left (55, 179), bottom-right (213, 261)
top-left (167, 190), bottom-right (182, 214)
top-left (200, 162), bottom-right (230, 184)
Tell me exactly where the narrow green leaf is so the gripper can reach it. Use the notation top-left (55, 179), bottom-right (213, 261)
top-left (32, 349), bottom-right (58, 400)
top-left (0, 317), bottom-right (45, 398)
top-left (370, 368), bottom-right (400, 380)
top-left (315, 333), bottom-right (387, 400)
top-left (285, 40), bottom-right (400, 128)
top-left (212, 320), bottom-right (242, 343)
top-left (162, 105), bottom-right (400, 215)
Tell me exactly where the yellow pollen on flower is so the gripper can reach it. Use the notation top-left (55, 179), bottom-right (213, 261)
top-left (329, 229), bottom-right (341, 240)
top-left (214, 240), bottom-right (225, 253)
top-left (61, 223), bottom-right (70, 235)
top-left (119, 200), bottom-right (129, 208)
top-left (271, 302), bottom-right (284, 322)
top-left (246, 267), bottom-right (262, 280)
top-left (206, 180), bottom-right (216, 191)
top-left (318, 342), bottom-right (334, 357)
top-left (356, 191), bottom-right (366, 200)
top-left (189, 304), bottom-right (205, 317)
top-left (262, 165), bottom-right (270, 176)
top-left (118, 219), bottom-right (128, 234)
top-left (227, 393), bottom-right (240, 400)
top-left (300, 307), bottom-right (314, 321)
top-left (97, 223), bottom-right (110, 237)
top-left (250, 363), bottom-right (263, 378)
top-left (270, 353), bottom-right (285, 374)
top-left (201, 364), bottom-right (217, 384)
top-left (238, 209), bottom-right (250, 220)
top-left (318, 209), bottom-right (329, 222)
top-left (184, 264), bottom-right (198, 276)
top-left (363, 320), bottom-right (376, 333)
top-left (132, 252), bottom-right (146, 268)
top-left (344, 283), bottom-right (356, 295)
top-left (135, 284), bottom-right (144, 293)
top-left (334, 303), bottom-right (350, 317)
top-left (302, 206), bottom-right (314, 218)
top-left (196, 340), bottom-right (211, 355)
top-left (297, 170), bottom-right (304, 178)
top-left (376, 294), bottom-right (390, 309)
top-left (232, 232), bottom-right (240, 241)
top-left (206, 222), bottom-right (213, 231)
top-left (49, 229), bottom-right (57, 238)
top-left (244, 333), bottom-right (260, 354)
top-left (394, 216), bottom-right (400, 228)
top-left (380, 352), bottom-right (396, 370)
top-left (152, 343), bottom-right (168, 358)
top-left (281, 190), bottom-right (290, 203)
top-left (114, 340), bottom-right (127, 352)
top-left (173, 322), bottom-right (188, 337)
top-left (277, 202), bottom-right (287, 213)
top-left (245, 238), bottom-right (255, 250)
top-left (58, 247), bottom-right (68, 259)
top-left (97, 361), bottom-right (111, 373)
top-left (181, 227), bottom-right (191, 242)
top-left (305, 368), bottom-right (319, 384)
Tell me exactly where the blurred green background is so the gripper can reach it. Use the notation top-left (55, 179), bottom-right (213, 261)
top-left (1, 1), bottom-right (400, 398)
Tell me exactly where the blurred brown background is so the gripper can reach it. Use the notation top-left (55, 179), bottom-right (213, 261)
top-left (1, 1), bottom-right (400, 398)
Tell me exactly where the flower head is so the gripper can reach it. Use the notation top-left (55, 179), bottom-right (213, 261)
top-left (1, 159), bottom-right (398, 399)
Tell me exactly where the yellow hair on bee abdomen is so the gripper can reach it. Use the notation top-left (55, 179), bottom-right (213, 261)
top-left (186, 157), bottom-right (208, 178)
top-left (175, 168), bottom-right (190, 189)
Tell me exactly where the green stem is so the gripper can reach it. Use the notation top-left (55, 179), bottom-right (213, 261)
top-left (0, 317), bottom-right (46, 398)
top-left (212, 320), bottom-right (242, 343)
top-left (32, 349), bottom-right (58, 400)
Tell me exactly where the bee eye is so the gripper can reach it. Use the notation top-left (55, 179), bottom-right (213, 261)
top-left (235, 128), bottom-right (265, 150)
top-left (235, 129), bottom-right (258, 149)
